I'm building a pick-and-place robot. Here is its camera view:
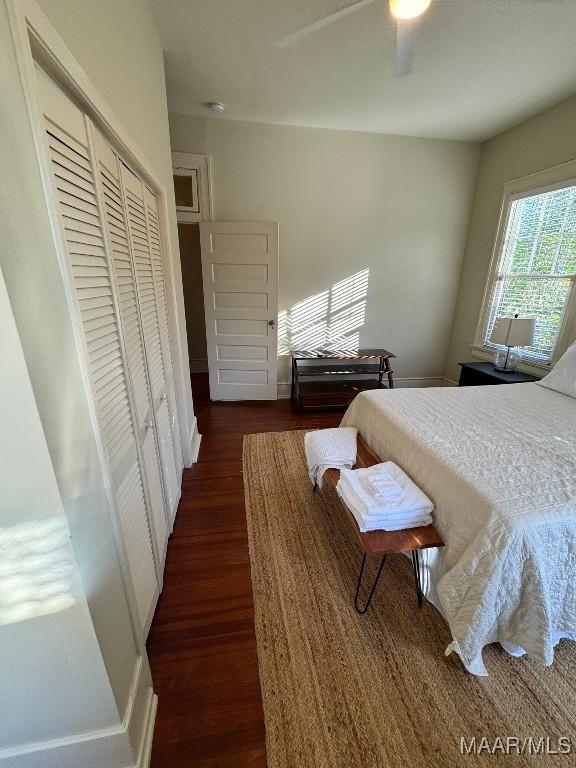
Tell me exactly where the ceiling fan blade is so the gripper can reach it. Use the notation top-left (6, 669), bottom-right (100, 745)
top-left (277, 0), bottom-right (376, 48)
top-left (393, 18), bottom-right (419, 77)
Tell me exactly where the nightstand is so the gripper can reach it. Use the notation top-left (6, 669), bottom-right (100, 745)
top-left (458, 361), bottom-right (541, 387)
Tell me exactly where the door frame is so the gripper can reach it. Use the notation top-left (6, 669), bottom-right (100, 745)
top-left (172, 151), bottom-right (213, 224)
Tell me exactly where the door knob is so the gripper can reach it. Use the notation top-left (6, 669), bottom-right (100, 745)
top-left (160, 393), bottom-right (167, 401)
top-left (146, 421), bottom-right (153, 431)
top-left (268, 319), bottom-right (275, 327)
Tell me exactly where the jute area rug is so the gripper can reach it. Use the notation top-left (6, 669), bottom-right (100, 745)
top-left (243, 430), bottom-right (576, 768)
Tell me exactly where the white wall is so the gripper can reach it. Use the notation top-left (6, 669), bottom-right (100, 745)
top-left (445, 93), bottom-right (576, 381)
top-left (0, 266), bottom-right (121, 756)
top-left (169, 114), bottom-right (480, 384)
top-left (35, 0), bottom-right (195, 451)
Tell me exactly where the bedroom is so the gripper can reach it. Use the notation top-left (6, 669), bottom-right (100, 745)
top-left (1, 0), bottom-right (575, 767)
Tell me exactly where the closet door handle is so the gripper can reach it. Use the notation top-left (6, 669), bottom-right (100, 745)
top-left (160, 393), bottom-right (167, 401)
top-left (146, 421), bottom-right (153, 431)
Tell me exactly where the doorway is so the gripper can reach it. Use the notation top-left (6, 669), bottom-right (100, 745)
top-left (177, 223), bottom-right (208, 373)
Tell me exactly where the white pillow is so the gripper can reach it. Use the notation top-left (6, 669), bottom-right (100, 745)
top-left (536, 341), bottom-right (576, 399)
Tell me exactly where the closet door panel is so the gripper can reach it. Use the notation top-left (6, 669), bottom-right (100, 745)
top-left (142, 428), bottom-right (168, 550)
top-left (36, 68), bottom-right (158, 633)
top-left (94, 131), bottom-right (169, 557)
top-left (115, 461), bottom-right (159, 628)
top-left (121, 166), bottom-right (181, 521)
top-left (95, 137), bottom-right (150, 431)
top-left (156, 400), bottom-right (180, 518)
top-left (143, 188), bottom-right (184, 476)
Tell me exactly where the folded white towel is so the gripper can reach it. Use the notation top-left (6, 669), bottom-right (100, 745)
top-left (304, 427), bottom-right (357, 490)
top-left (361, 474), bottom-right (403, 501)
top-left (336, 462), bottom-right (434, 532)
top-left (338, 483), bottom-right (432, 532)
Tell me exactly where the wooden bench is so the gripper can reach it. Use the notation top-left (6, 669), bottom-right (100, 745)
top-left (322, 437), bottom-right (444, 613)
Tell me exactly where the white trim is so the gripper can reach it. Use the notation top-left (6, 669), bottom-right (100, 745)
top-left (277, 381), bottom-right (292, 399)
top-left (136, 693), bottom-right (158, 768)
top-left (473, 159), bottom-right (576, 367)
top-left (0, 660), bottom-right (156, 768)
top-left (510, 176), bottom-right (576, 202)
top-left (277, 376), bottom-right (454, 398)
top-left (172, 152), bottom-right (213, 223)
top-left (0, 727), bottom-right (132, 768)
top-left (189, 415), bottom-right (202, 465)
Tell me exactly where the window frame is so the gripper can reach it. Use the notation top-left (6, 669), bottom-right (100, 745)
top-left (474, 161), bottom-right (576, 369)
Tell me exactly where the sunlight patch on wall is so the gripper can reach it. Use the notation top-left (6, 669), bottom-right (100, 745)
top-left (278, 269), bottom-right (369, 355)
top-left (0, 518), bottom-right (75, 627)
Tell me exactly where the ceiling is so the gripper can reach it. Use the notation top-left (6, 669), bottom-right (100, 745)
top-left (151, 0), bottom-right (576, 142)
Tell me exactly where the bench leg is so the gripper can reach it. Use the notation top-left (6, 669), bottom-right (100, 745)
top-left (354, 553), bottom-right (387, 614)
top-left (411, 549), bottom-right (423, 608)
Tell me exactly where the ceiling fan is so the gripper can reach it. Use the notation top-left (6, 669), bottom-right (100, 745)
top-left (276, 0), bottom-right (437, 78)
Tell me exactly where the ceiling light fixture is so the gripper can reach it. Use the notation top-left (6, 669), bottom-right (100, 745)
top-left (389, 0), bottom-right (431, 21)
top-left (207, 101), bottom-right (225, 113)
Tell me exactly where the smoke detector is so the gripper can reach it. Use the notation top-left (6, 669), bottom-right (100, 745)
top-left (207, 101), bottom-right (225, 113)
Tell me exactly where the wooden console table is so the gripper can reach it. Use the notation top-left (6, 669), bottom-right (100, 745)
top-left (291, 348), bottom-right (395, 412)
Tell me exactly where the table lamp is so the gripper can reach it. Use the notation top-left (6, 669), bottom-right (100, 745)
top-left (490, 314), bottom-right (536, 372)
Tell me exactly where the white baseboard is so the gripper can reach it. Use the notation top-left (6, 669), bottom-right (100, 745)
top-left (136, 692), bottom-right (157, 768)
top-left (277, 381), bottom-right (292, 399)
top-left (0, 658), bottom-right (156, 768)
top-left (187, 415), bottom-right (202, 466)
top-left (277, 376), bottom-right (455, 399)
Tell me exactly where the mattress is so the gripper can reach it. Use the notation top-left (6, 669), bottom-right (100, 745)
top-left (341, 383), bottom-right (576, 674)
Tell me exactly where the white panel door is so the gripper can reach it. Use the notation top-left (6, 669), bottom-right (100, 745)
top-left (200, 222), bottom-right (279, 400)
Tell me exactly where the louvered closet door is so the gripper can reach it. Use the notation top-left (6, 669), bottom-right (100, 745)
top-left (120, 167), bottom-right (181, 523)
top-left (35, 68), bottom-right (159, 634)
top-left (144, 187), bottom-right (184, 477)
top-left (93, 131), bottom-right (169, 557)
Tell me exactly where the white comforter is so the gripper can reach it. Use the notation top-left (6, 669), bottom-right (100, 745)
top-left (341, 383), bottom-right (576, 674)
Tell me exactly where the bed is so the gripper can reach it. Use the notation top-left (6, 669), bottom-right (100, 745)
top-left (340, 381), bottom-right (576, 674)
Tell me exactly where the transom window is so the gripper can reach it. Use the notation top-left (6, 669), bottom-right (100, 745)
top-left (482, 182), bottom-right (576, 363)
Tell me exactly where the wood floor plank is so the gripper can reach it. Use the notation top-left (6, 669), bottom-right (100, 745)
top-left (147, 373), bottom-right (340, 767)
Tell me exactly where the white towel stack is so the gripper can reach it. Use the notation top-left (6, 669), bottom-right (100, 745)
top-left (336, 462), bottom-right (434, 532)
top-left (304, 427), bottom-right (358, 490)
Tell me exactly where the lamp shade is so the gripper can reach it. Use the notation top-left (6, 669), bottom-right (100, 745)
top-left (490, 315), bottom-right (536, 347)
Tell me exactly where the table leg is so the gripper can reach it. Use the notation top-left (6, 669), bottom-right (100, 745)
top-left (411, 549), bottom-right (423, 608)
top-left (385, 359), bottom-right (394, 389)
top-left (354, 553), bottom-right (387, 614)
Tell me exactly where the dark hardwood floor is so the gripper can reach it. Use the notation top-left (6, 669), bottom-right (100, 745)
top-left (147, 374), bottom-right (340, 767)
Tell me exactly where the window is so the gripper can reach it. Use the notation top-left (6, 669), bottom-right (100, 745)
top-left (481, 182), bottom-right (576, 364)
